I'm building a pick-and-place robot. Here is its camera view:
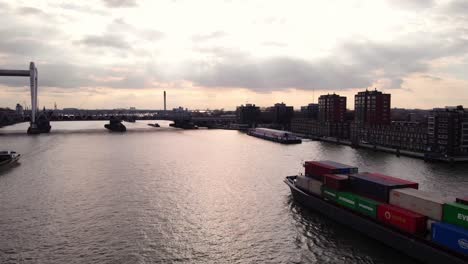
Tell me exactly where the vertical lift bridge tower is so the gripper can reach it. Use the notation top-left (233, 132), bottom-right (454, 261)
top-left (0, 62), bottom-right (51, 134)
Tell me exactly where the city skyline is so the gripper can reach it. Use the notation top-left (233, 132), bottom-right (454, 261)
top-left (1, 0), bottom-right (468, 110)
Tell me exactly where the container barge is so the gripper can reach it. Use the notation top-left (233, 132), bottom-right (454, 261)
top-left (247, 128), bottom-right (301, 144)
top-left (285, 160), bottom-right (467, 264)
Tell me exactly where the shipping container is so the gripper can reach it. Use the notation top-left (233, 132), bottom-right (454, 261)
top-left (431, 222), bottom-right (468, 256)
top-left (319, 161), bottom-right (358, 174)
top-left (323, 174), bottom-right (349, 191)
top-left (304, 161), bottom-right (357, 180)
top-left (356, 195), bottom-right (381, 219)
top-left (322, 187), bottom-right (338, 202)
top-left (368, 173), bottom-right (419, 189)
top-left (296, 176), bottom-right (322, 196)
top-left (443, 202), bottom-right (468, 229)
top-left (337, 192), bottom-right (357, 210)
top-left (304, 161), bottom-right (334, 181)
top-left (427, 219), bottom-right (437, 232)
top-left (457, 197), bottom-right (468, 206)
top-left (377, 204), bottom-right (427, 235)
top-left (390, 188), bottom-right (452, 221)
top-left (349, 173), bottom-right (419, 202)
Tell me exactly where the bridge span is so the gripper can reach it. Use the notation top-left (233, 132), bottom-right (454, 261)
top-left (0, 62), bottom-right (236, 133)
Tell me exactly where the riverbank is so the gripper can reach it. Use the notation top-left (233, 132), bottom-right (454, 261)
top-left (294, 133), bottom-right (468, 163)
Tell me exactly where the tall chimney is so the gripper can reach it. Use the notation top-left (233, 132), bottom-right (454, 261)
top-left (164, 91), bottom-right (166, 111)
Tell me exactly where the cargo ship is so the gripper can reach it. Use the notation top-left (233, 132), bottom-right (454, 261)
top-left (285, 160), bottom-right (467, 264)
top-left (247, 128), bottom-right (301, 144)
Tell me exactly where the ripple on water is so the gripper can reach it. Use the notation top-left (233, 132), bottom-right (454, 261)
top-left (1, 125), bottom-right (466, 263)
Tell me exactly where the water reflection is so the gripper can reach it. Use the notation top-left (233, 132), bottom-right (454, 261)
top-left (0, 123), bottom-right (466, 263)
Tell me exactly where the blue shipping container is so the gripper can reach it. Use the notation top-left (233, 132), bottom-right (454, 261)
top-left (432, 222), bottom-right (468, 256)
top-left (348, 173), bottom-right (417, 202)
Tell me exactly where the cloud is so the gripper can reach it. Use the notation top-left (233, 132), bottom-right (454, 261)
top-left (191, 31), bottom-right (227, 42)
top-left (108, 18), bottom-right (164, 41)
top-left (187, 56), bottom-right (369, 91)
top-left (0, 38), bottom-right (52, 56)
top-left (262, 41), bottom-right (287, 47)
top-left (0, 10), bottom-right (63, 59)
top-left (387, 0), bottom-right (435, 10)
top-left (102, 0), bottom-right (138, 8)
top-left (186, 34), bottom-right (468, 92)
top-left (79, 34), bottom-right (131, 49)
top-left (58, 3), bottom-right (108, 15)
top-left (444, 0), bottom-right (468, 15)
top-left (17, 7), bottom-right (45, 16)
top-left (0, 1), bottom-right (9, 10)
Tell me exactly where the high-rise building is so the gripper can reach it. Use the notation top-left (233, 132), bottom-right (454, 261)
top-left (236, 104), bottom-right (260, 126)
top-left (15, 103), bottom-right (24, 116)
top-left (427, 106), bottom-right (468, 156)
top-left (270, 102), bottom-right (294, 127)
top-left (318, 94), bottom-right (346, 123)
top-left (354, 89), bottom-right (391, 125)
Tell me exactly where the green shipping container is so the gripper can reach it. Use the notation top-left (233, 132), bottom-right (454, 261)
top-left (337, 192), bottom-right (357, 210)
top-left (356, 196), bottom-right (381, 218)
top-left (443, 202), bottom-right (468, 229)
top-left (322, 187), bottom-right (338, 202)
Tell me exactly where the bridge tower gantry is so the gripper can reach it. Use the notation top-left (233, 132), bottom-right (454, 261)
top-left (0, 62), bottom-right (50, 134)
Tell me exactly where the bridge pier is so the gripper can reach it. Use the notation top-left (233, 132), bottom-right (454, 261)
top-left (170, 120), bottom-right (198, 129)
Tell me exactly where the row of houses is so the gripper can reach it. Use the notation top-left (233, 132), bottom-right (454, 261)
top-left (236, 89), bottom-right (468, 157)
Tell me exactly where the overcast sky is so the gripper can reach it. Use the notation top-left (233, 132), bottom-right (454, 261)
top-left (0, 0), bottom-right (467, 110)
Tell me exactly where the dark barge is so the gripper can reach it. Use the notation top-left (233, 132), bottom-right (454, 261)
top-left (247, 128), bottom-right (302, 144)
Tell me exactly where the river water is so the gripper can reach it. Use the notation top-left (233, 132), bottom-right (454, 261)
top-left (0, 121), bottom-right (466, 263)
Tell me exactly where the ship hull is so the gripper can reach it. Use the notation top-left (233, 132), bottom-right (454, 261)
top-left (284, 176), bottom-right (467, 264)
top-left (248, 132), bottom-right (301, 144)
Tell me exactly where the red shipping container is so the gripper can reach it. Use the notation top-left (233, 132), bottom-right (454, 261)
top-left (456, 197), bottom-right (468, 205)
top-left (323, 174), bottom-right (349, 190)
top-left (304, 161), bottom-right (336, 181)
top-left (368, 173), bottom-right (419, 189)
top-left (377, 204), bottom-right (427, 235)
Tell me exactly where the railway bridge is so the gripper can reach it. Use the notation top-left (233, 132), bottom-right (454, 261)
top-left (0, 63), bottom-right (236, 133)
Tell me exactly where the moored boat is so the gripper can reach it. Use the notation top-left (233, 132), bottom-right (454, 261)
top-left (247, 128), bottom-right (301, 144)
top-left (148, 123), bottom-right (160, 128)
top-left (0, 151), bottom-right (21, 167)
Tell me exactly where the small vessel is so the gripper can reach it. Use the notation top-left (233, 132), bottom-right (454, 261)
top-left (0, 151), bottom-right (21, 167)
top-left (148, 123), bottom-right (160, 128)
top-left (104, 118), bottom-right (126, 132)
top-left (247, 128), bottom-right (301, 144)
top-left (285, 160), bottom-right (467, 264)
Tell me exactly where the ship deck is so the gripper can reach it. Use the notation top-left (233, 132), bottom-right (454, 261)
top-left (284, 176), bottom-right (467, 264)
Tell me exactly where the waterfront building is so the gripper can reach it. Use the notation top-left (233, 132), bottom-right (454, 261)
top-left (427, 106), bottom-right (468, 156)
top-left (350, 121), bottom-right (428, 152)
top-left (236, 104), bottom-right (261, 127)
top-left (270, 102), bottom-right (294, 129)
top-left (318, 94), bottom-right (346, 123)
top-left (300, 103), bottom-right (319, 119)
top-left (355, 89), bottom-right (391, 125)
top-left (290, 119), bottom-right (350, 139)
